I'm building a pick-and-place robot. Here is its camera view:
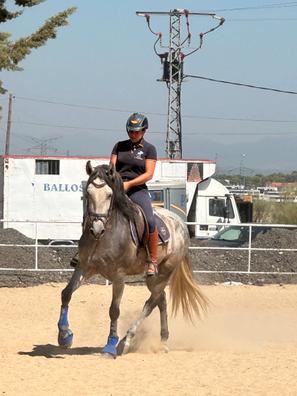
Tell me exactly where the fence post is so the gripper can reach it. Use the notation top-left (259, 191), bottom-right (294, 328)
top-left (247, 224), bottom-right (252, 273)
top-left (34, 222), bottom-right (38, 270)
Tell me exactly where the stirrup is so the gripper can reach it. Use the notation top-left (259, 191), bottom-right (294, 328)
top-left (146, 262), bottom-right (158, 277)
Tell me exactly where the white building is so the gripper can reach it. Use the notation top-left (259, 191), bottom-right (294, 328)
top-left (1, 155), bottom-right (235, 240)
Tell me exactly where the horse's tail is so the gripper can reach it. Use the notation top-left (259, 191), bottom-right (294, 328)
top-left (169, 254), bottom-right (209, 321)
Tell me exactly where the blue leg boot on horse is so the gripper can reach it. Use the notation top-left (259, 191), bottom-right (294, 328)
top-left (57, 306), bottom-right (73, 348)
top-left (102, 335), bottom-right (119, 358)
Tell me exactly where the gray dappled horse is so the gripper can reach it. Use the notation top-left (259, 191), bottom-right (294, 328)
top-left (57, 161), bottom-right (208, 357)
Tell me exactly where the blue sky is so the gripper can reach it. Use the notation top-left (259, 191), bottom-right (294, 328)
top-left (1, 0), bottom-right (297, 173)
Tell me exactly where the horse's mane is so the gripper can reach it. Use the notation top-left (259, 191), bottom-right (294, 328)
top-left (89, 165), bottom-right (136, 222)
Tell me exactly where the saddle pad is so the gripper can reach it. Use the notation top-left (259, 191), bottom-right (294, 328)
top-left (154, 213), bottom-right (170, 244)
top-left (130, 212), bottom-right (170, 246)
top-left (130, 222), bottom-right (141, 246)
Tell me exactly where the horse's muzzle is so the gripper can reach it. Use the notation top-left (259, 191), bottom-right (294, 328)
top-left (90, 219), bottom-right (105, 238)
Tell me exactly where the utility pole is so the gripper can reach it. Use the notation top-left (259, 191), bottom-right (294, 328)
top-left (240, 153), bottom-right (246, 189)
top-left (5, 94), bottom-right (13, 155)
top-left (136, 9), bottom-right (224, 159)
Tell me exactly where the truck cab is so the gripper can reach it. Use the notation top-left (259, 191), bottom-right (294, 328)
top-left (187, 177), bottom-right (241, 239)
top-left (148, 177), bottom-right (241, 239)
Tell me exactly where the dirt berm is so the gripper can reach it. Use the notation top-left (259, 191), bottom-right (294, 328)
top-left (0, 227), bottom-right (296, 287)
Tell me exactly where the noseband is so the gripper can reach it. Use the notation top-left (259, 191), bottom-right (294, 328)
top-left (86, 179), bottom-right (112, 238)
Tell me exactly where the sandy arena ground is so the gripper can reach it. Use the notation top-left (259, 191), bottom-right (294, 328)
top-left (0, 283), bottom-right (297, 396)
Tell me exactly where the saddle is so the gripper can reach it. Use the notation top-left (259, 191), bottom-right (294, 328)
top-left (130, 205), bottom-right (170, 248)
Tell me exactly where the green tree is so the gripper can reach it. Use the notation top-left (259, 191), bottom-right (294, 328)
top-left (0, 0), bottom-right (76, 94)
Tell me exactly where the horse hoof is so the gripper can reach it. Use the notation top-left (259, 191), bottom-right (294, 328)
top-left (58, 329), bottom-right (73, 348)
top-left (161, 342), bottom-right (169, 353)
top-left (101, 335), bottom-right (118, 358)
top-left (116, 336), bottom-right (130, 356)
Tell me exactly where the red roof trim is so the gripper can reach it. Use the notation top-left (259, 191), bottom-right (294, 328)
top-left (1, 154), bottom-right (215, 164)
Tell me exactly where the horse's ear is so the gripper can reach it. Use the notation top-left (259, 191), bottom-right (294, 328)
top-left (109, 163), bottom-right (116, 180)
top-left (86, 160), bottom-right (93, 175)
top-left (109, 163), bottom-right (124, 190)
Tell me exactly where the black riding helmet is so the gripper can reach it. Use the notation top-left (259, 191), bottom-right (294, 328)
top-left (126, 113), bottom-right (148, 132)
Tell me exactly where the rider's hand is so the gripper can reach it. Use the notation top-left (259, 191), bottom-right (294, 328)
top-left (123, 181), bottom-right (130, 192)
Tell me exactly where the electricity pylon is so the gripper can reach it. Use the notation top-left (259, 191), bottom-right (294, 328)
top-left (26, 136), bottom-right (59, 155)
top-left (136, 9), bottom-right (224, 159)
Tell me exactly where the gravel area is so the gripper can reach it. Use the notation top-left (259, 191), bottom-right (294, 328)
top-left (0, 227), bottom-right (296, 287)
top-left (190, 227), bottom-right (297, 285)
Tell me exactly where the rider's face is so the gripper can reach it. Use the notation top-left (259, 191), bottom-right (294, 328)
top-left (127, 129), bottom-right (145, 143)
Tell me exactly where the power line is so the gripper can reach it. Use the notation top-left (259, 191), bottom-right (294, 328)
top-left (12, 120), bottom-right (119, 132)
top-left (11, 121), bottom-right (165, 135)
top-left (15, 96), bottom-right (135, 114)
top-left (182, 115), bottom-right (297, 123)
top-left (12, 97), bottom-right (297, 123)
top-left (185, 75), bottom-right (297, 95)
top-left (212, 2), bottom-right (297, 12)
top-left (184, 131), bottom-right (297, 136)
top-left (228, 17), bottom-right (297, 21)
top-left (11, 120), bottom-right (297, 136)
top-left (11, 118), bottom-right (297, 134)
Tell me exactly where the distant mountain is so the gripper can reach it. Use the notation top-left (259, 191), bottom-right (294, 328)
top-left (13, 131), bottom-right (296, 176)
top-left (183, 136), bottom-right (297, 175)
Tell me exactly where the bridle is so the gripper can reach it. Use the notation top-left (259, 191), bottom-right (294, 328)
top-left (85, 178), bottom-right (113, 238)
top-left (87, 180), bottom-right (108, 218)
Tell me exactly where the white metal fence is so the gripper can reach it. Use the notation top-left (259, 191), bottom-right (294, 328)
top-left (0, 219), bottom-right (78, 272)
top-left (188, 222), bottom-right (297, 276)
top-left (0, 220), bottom-right (296, 276)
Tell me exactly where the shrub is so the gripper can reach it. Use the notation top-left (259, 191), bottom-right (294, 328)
top-left (253, 199), bottom-right (297, 224)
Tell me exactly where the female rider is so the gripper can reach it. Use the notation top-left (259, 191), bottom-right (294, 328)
top-left (110, 113), bottom-right (158, 276)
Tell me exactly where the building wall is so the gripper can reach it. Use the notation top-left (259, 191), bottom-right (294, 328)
top-left (1, 156), bottom-right (216, 240)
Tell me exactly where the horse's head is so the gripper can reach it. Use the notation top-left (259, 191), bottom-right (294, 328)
top-left (85, 161), bottom-right (115, 238)
top-left (85, 161), bottom-right (136, 238)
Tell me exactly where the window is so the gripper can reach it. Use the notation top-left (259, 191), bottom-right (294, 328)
top-left (215, 227), bottom-right (242, 241)
top-left (35, 160), bottom-right (60, 175)
top-left (209, 198), bottom-right (235, 219)
top-left (149, 190), bottom-right (164, 203)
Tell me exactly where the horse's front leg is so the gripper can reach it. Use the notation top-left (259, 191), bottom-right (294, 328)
top-left (101, 279), bottom-right (125, 358)
top-left (57, 266), bottom-right (84, 348)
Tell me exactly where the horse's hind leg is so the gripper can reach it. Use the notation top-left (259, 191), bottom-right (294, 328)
top-left (158, 291), bottom-right (170, 352)
top-left (57, 267), bottom-right (84, 348)
top-left (101, 279), bottom-right (125, 358)
top-left (117, 276), bottom-right (169, 355)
